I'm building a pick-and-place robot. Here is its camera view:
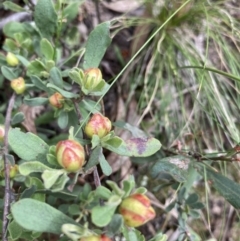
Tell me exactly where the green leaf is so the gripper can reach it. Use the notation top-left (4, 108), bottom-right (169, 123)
top-left (40, 38), bottom-right (54, 60)
top-left (99, 151), bottom-right (112, 176)
top-left (206, 168), bottom-right (240, 209)
top-left (61, 224), bottom-right (86, 241)
top-left (42, 169), bottom-right (65, 189)
top-left (68, 69), bottom-right (82, 85)
top-left (3, 1), bottom-right (25, 12)
top-left (30, 75), bottom-right (48, 92)
top-left (95, 186), bottom-right (112, 200)
top-left (91, 202), bottom-right (119, 227)
top-left (107, 214), bottom-right (123, 236)
top-left (50, 67), bottom-right (63, 88)
top-left (51, 172), bottom-right (69, 192)
top-left (186, 193), bottom-right (199, 205)
top-left (102, 137), bottom-right (161, 157)
top-left (4, 38), bottom-right (19, 52)
top-left (83, 21), bottom-right (111, 69)
top-left (11, 199), bottom-right (78, 234)
top-left (1, 66), bottom-right (17, 80)
top-left (8, 128), bottom-right (49, 162)
top-left (3, 22), bottom-right (26, 38)
top-left (122, 177), bottom-right (135, 197)
top-left (8, 220), bottom-right (23, 240)
top-left (15, 55), bottom-right (30, 67)
top-left (19, 161), bottom-right (53, 175)
top-left (188, 202), bottom-right (205, 210)
top-left (27, 60), bottom-right (46, 76)
top-left (47, 83), bottom-right (79, 98)
top-left (122, 226), bottom-right (145, 241)
top-left (34, 0), bottom-right (58, 40)
top-left (24, 97), bottom-right (48, 106)
top-left (11, 112), bottom-right (25, 125)
top-left (84, 146), bottom-right (101, 171)
top-left (150, 155), bottom-right (191, 182)
top-left (58, 111), bottom-right (69, 129)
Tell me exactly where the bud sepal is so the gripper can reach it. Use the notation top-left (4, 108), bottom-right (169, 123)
top-left (56, 140), bottom-right (85, 172)
top-left (84, 114), bottom-right (112, 139)
top-left (119, 193), bottom-right (156, 227)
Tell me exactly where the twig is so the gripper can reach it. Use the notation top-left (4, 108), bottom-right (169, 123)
top-left (2, 93), bottom-right (16, 241)
top-left (72, 99), bottom-right (101, 187)
top-left (94, 0), bottom-right (101, 23)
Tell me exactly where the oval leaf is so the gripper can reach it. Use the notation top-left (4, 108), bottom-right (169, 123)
top-left (40, 38), bottom-right (54, 60)
top-left (24, 97), bottom-right (48, 106)
top-left (11, 112), bottom-right (25, 125)
top-left (34, 0), bottom-right (58, 39)
top-left (19, 161), bottom-right (54, 175)
top-left (1, 66), bottom-right (18, 80)
top-left (11, 198), bottom-right (78, 234)
top-left (8, 128), bottom-right (49, 163)
top-left (50, 67), bottom-right (63, 88)
top-left (83, 21), bottom-right (111, 69)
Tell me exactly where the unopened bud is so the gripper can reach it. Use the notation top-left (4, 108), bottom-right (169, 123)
top-left (0, 125), bottom-right (5, 142)
top-left (10, 77), bottom-right (26, 94)
top-left (6, 52), bottom-right (19, 67)
top-left (119, 193), bottom-right (156, 227)
top-left (56, 140), bottom-right (85, 172)
top-left (49, 92), bottom-right (64, 108)
top-left (84, 68), bottom-right (102, 90)
top-left (84, 114), bottom-right (112, 139)
top-left (1, 165), bottom-right (19, 179)
top-left (80, 235), bottom-right (112, 241)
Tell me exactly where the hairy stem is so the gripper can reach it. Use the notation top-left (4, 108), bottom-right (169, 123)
top-left (2, 93), bottom-right (16, 241)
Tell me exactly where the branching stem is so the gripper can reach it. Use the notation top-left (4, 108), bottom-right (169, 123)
top-left (2, 93), bottom-right (16, 241)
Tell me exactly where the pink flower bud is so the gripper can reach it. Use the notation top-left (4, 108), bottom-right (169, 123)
top-left (0, 125), bottom-right (5, 142)
top-left (6, 52), bottom-right (19, 66)
top-left (119, 193), bottom-right (156, 227)
top-left (80, 235), bottom-right (112, 241)
top-left (10, 77), bottom-right (26, 94)
top-left (49, 92), bottom-right (64, 108)
top-left (56, 140), bottom-right (85, 172)
top-left (84, 68), bottom-right (102, 90)
top-left (84, 114), bottom-right (112, 139)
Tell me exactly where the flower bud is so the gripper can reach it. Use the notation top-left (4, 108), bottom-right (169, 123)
top-left (80, 235), bottom-right (112, 241)
top-left (6, 52), bottom-right (19, 66)
top-left (84, 114), bottom-right (112, 139)
top-left (10, 77), bottom-right (26, 94)
top-left (49, 92), bottom-right (64, 109)
top-left (119, 193), bottom-right (156, 227)
top-left (84, 68), bottom-right (102, 90)
top-left (56, 140), bottom-right (85, 172)
top-left (0, 125), bottom-right (5, 142)
top-left (9, 165), bottom-right (19, 178)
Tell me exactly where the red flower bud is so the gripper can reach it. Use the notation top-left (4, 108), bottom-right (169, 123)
top-left (49, 92), bottom-right (64, 108)
top-left (84, 68), bottom-right (102, 90)
top-left (119, 193), bottom-right (156, 227)
top-left (84, 114), bottom-right (112, 139)
top-left (80, 235), bottom-right (112, 241)
top-left (56, 140), bottom-right (85, 172)
top-left (10, 77), bottom-right (26, 94)
top-left (6, 52), bottom-right (19, 66)
top-left (0, 125), bottom-right (5, 142)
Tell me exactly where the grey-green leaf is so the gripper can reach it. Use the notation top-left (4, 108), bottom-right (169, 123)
top-left (47, 83), bottom-right (79, 98)
top-left (40, 38), bottom-right (54, 60)
top-left (99, 152), bottom-right (112, 176)
top-left (24, 97), bottom-right (48, 106)
top-left (3, 1), bottom-right (25, 12)
top-left (1, 66), bottom-right (18, 80)
top-left (206, 168), bottom-right (240, 209)
top-left (8, 128), bottom-right (49, 163)
top-left (11, 198), bottom-right (78, 234)
top-left (34, 0), bottom-right (58, 39)
top-left (83, 21), bottom-right (111, 69)
top-left (11, 112), bottom-right (25, 125)
top-left (50, 67), bottom-right (63, 88)
top-left (19, 161), bottom-right (54, 176)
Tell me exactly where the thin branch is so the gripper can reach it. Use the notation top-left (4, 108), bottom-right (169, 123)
top-left (2, 93), bottom-right (16, 241)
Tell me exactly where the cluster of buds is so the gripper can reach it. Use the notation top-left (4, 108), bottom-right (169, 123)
top-left (83, 68), bottom-right (102, 90)
top-left (84, 113), bottom-right (112, 139)
top-left (10, 77), bottom-right (26, 94)
top-left (6, 52), bottom-right (19, 67)
top-left (80, 234), bottom-right (112, 241)
top-left (119, 193), bottom-right (156, 227)
top-left (56, 140), bottom-right (85, 172)
top-left (49, 92), bottom-right (65, 109)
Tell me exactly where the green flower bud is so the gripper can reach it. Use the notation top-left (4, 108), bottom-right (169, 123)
top-left (1, 165), bottom-right (19, 179)
top-left (49, 92), bottom-right (64, 109)
top-left (80, 235), bottom-right (112, 241)
top-left (0, 125), bottom-right (5, 142)
top-left (10, 77), bottom-right (26, 94)
top-left (6, 52), bottom-right (19, 66)
top-left (84, 68), bottom-right (102, 90)
top-left (56, 140), bottom-right (85, 172)
top-left (84, 114), bottom-right (112, 139)
top-left (119, 193), bottom-right (156, 227)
